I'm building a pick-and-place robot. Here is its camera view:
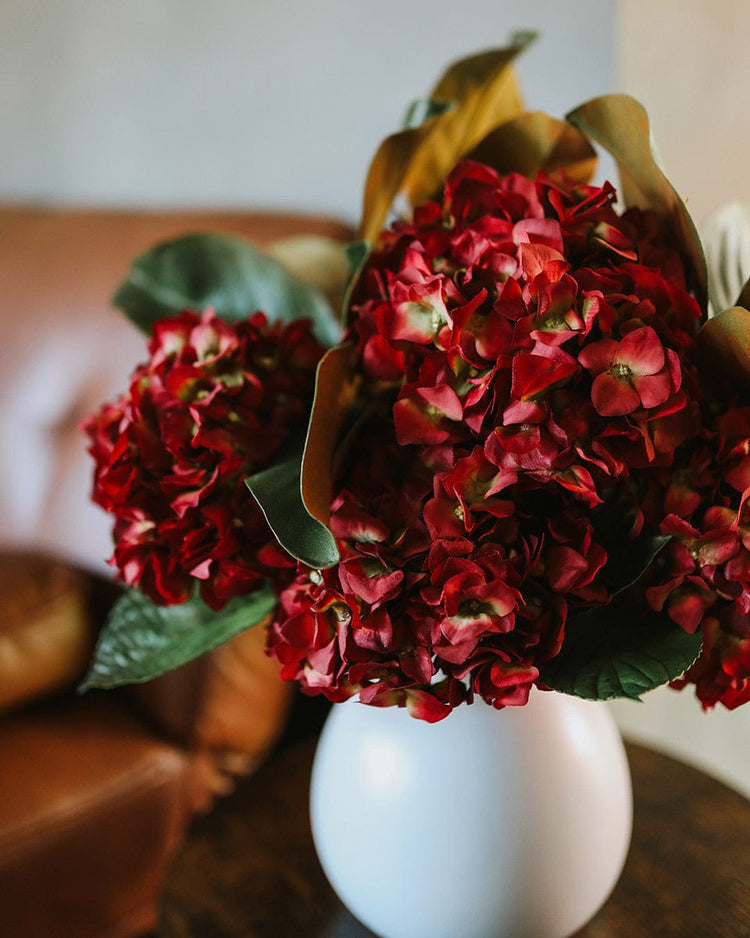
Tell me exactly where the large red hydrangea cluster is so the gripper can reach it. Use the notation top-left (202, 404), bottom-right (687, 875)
top-left (84, 310), bottom-right (323, 610)
top-left (267, 161), bottom-right (750, 719)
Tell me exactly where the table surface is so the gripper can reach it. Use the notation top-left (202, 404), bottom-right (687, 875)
top-left (158, 697), bottom-right (750, 938)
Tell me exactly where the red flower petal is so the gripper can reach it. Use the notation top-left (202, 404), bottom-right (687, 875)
top-left (631, 370), bottom-right (675, 409)
top-left (578, 338), bottom-right (618, 376)
top-left (616, 326), bottom-right (665, 375)
top-left (590, 372), bottom-right (641, 416)
top-left (511, 351), bottom-right (578, 401)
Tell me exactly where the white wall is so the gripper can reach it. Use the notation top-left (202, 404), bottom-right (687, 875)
top-left (2, 0), bottom-right (616, 221)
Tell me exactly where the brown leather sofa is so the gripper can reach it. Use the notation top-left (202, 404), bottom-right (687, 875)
top-left (0, 208), bottom-right (353, 938)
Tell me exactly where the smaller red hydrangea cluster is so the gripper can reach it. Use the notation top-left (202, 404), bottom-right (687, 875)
top-left (267, 161), bottom-right (750, 718)
top-left (665, 405), bottom-right (750, 710)
top-left (84, 310), bottom-right (323, 610)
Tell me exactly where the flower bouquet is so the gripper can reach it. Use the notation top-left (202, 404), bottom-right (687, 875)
top-left (82, 37), bottom-right (750, 723)
top-left (81, 34), bottom-right (750, 938)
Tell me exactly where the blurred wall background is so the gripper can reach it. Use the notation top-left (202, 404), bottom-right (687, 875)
top-left (1, 0), bottom-right (615, 220)
top-left (4, 0), bottom-right (750, 796)
top-left (618, 0), bottom-right (750, 229)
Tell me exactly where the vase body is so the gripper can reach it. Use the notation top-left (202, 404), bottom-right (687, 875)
top-left (310, 691), bottom-right (632, 938)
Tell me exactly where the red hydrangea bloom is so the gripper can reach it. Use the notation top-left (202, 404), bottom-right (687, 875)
top-left (84, 309), bottom-right (324, 609)
top-left (268, 159), bottom-right (750, 719)
top-left (579, 325), bottom-right (682, 416)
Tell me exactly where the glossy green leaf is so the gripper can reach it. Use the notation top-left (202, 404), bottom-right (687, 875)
top-left (591, 505), bottom-right (672, 598)
top-left (609, 535), bottom-right (671, 598)
top-left (112, 232), bottom-right (341, 345)
top-left (245, 454), bottom-right (340, 569)
top-left (566, 95), bottom-right (707, 309)
top-left (539, 606), bottom-right (703, 701)
top-left (80, 585), bottom-right (277, 691)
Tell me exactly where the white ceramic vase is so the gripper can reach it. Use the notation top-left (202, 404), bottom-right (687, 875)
top-left (310, 690), bottom-right (632, 938)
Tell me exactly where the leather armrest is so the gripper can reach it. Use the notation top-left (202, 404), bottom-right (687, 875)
top-left (0, 551), bottom-right (99, 714)
top-left (129, 622), bottom-right (293, 807)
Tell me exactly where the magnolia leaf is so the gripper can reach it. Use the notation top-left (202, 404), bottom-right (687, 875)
top-left (539, 606), bottom-right (702, 701)
top-left (402, 41), bottom-right (534, 206)
top-left (610, 534), bottom-right (671, 597)
top-left (301, 343), bottom-right (361, 526)
top-left (80, 585), bottom-right (277, 691)
top-left (468, 111), bottom-right (597, 184)
top-left (403, 43), bottom-right (532, 205)
top-left (361, 39), bottom-right (533, 242)
top-left (590, 503), bottom-right (670, 596)
top-left (362, 121), bottom-right (438, 243)
top-left (344, 240), bottom-right (371, 272)
top-left (566, 95), bottom-right (707, 309)
top-left (590, 504), bottom-right (672, 597)
top-left (266, 234), bottom-right (351, 319)
top-left (246, 455), bottom-right (340, 569)
top-left (696, 305), bottom-right (750, 391)
top-left (112, 232), bottom-right (341, 345)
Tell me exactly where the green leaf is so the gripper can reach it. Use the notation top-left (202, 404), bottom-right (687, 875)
top-left (539, 606), bottom-right (702, 701)
top-left (609, 534), bottom-right (671, 597)
top-left (79, 584), bottom-right (277, 691)
top-left (112, 232), bottom-right (342, 345)
top-left (344, 240), bottom-right (371, 274)
top-left (245, 454), bottom-right (340, 569)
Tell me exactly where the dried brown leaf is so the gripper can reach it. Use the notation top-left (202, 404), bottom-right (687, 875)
top-left (696, 305), bottom-right (750, 389)
top-left (301, 343), bottom-right (361, 525)
top-left (360, 41), bottom-right (532, 243)
top-left (566, 94), bottom-right (707, 308)
top-left (468, 111), bottom-right (597, 183)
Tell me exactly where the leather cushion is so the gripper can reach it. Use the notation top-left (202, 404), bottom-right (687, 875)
top-left (0, 551), bottom-right (96, 714)
top-left (0, 693), bottom-right (192, 938)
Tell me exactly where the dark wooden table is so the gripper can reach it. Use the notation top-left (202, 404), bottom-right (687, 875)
top-left (158, 697), bottom-right (750, 937)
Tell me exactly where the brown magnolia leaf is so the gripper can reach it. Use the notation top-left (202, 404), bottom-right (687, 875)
top-left (402, 45), bottom-right (530, 207)
top-left (301, 342), bottom-right (361, 525)
top-left (360, 40), bottom-right (533, 243)
top-left (361, 120), bottom-right (438, 244)
top-left (267, 235), bottom-right (351, 318)
top-left (566, 94), bottom-right (707, 309)
top-left (429, 34), bottom-right (535, 102)
top-left (468, 111), bottom-right (597, 184)
top-left (696, 305), bottom-right (750, 390)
